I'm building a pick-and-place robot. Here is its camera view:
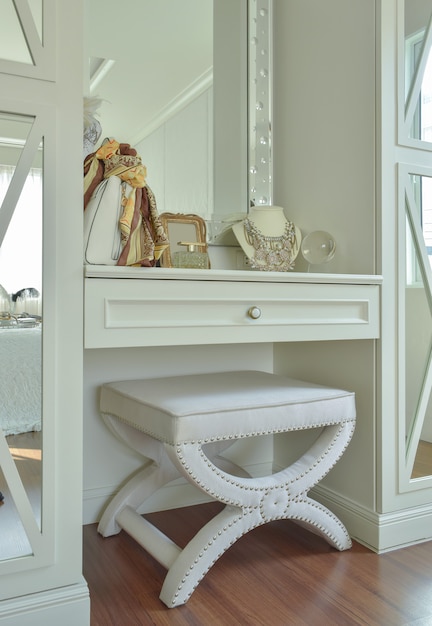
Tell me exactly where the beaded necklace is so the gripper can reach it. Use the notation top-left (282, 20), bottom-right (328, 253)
top-left (243, 217), bottom-right (297, 271)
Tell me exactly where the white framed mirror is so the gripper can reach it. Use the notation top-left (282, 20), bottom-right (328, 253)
top-left (397, 1), bottom-right (432, 487)
top-left (0, 0), bottom-right (59, 571)
top-left (83, 0), bottom-right (272, 240)
top-left (399, 163), bottom-right (432, 485)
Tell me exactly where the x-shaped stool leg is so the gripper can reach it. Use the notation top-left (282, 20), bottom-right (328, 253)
top-left (159, 419), bottom-right (355, 607)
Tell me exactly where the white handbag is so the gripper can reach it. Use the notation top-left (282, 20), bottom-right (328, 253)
top-left (83, 176), bottom-right (125, 265)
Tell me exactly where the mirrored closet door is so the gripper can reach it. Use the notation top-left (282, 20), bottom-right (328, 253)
top-left (398, 0), bottom-right (432, 486)
top-left (0, 0), bottom-right (56, 572)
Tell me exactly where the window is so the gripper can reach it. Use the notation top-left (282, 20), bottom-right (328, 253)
top-left (0, 165), bottom-right (42, 295)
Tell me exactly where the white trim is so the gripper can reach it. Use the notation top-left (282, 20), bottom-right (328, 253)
top-left (85, 480), bottom-right (432, 554)
top-left (84, 264), bottom-right (383, 285)
top-left (89, 59), bottom-right (115, 93)
top-left (83, 461), bottom-right (272, 525)
top-left (130, 68), bottom-right (213, 146)
top-left (312, 485), bottom-right (432, 553)
top-left (0, 581), bottom-right (90, 626)
top-left (83, 482), bottom-right (211, 526)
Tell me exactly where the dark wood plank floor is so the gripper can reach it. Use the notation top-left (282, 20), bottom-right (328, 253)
top-left (83, 503), bottom-right (432, 626)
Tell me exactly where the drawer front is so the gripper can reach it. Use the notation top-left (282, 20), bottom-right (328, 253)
top-left (84, 278), bottom-right (380, 348)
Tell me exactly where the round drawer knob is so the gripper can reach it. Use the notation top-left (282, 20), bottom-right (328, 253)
top-left (248, 306), bottom-right (262, 319)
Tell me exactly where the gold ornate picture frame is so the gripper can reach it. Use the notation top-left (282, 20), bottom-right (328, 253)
top-left (159, 213), bottom-right (208, 268)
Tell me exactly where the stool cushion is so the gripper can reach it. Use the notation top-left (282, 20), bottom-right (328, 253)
top-left (100, 370), bottom-right (355, 445)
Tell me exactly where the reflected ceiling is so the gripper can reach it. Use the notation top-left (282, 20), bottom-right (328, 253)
top-left (84, 0), bottom-right (213, 145)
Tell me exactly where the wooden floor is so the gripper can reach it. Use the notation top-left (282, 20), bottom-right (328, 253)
top-left (83, 502), bottom-right (432, 626)
top-left (2, 432), bottom-right (432, 623)
top-left (0, 431), bottom-right (41, 559)
top-left (412, 440), bottom-right (432, 478)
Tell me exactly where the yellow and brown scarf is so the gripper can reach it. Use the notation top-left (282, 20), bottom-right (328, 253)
top-left (84, 139), bottom-right (169, 267)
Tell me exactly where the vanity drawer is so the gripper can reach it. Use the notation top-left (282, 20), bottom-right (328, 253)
top-left (84, 278), bottom-right (380, 348)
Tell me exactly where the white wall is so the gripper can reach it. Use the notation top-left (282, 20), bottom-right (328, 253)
top-left (273, 0), bottom-right (376, 275)
top-left (271, 0), bottom-right (379, 545)
top-left (135, 90), bottom-right (213, 221)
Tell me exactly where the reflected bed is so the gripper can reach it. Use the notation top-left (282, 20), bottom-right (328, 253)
top-left (0, 327), bottom-right (41, 436)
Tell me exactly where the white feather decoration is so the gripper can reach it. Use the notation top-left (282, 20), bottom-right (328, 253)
top-left (83, 96), bottom-right (102, 130)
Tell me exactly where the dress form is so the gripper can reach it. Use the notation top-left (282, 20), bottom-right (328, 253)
top-left (232, 206), bottom-right (301, 271)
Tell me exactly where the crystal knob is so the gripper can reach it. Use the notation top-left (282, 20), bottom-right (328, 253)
top-left (248, 306), bottom-right (262, 319)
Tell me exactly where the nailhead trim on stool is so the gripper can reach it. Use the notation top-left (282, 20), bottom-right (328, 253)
top-left (97, 370), bottom-right (356, 608)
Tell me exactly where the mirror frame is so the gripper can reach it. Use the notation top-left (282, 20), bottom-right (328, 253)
top-left (248, 0), bottom-right (273, 209)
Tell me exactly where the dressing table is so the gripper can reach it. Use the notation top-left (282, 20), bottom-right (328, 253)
top-left (83, 265), bottom-right (381, 561)
top-left (84, 264), bottom-right (381, 607)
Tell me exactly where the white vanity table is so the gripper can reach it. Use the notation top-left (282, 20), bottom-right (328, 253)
top-left (84, 266), bottom-right (381, 348)
top-left (83, 266), bottom-right (381, 543)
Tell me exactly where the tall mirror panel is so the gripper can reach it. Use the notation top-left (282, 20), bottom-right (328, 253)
top-left (399, 1), bottom-right (432, 484)
top-left (0, 112), bottom-right (43, 560)
top-left (404, 171), bottom-right (432, 481)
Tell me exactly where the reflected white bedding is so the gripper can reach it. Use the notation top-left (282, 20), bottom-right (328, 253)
top-left (0, 327), bottom-right (41, 436)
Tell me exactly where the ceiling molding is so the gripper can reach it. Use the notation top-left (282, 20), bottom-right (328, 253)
top-left (131, 67), bottom-right (213, 146)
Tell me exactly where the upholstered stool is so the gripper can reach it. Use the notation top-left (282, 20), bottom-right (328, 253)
top-left (97, 370), bottom-right (356, 608)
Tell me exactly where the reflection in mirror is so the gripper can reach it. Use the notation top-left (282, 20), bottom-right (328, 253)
top-left (403, 1), bottom-right (432, 142)
top-left (0, 113), bottom-right (42, 559)
top-left (85, 0), bottom-right (215, 218)
top-left (84, 0), bottom-right (272, 237)
top-left (405, 172), bottom-right (432, 479)
top-left (0, 1), bottom-right (43, 65)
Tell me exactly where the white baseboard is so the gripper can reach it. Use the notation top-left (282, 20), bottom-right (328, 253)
top-left (85, 472), bottom-right (432, 554)
top-left (0, 579), bottom-right (90, 626)
top-left (311, 485), bottom-right (432, 553)
top-left (83, 478), bottom-right (214, 525)
top-left (83, 462), bottom-right (272, 525)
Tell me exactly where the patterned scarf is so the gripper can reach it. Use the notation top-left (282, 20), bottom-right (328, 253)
top-left (84, 139), bottom-right (169, 266)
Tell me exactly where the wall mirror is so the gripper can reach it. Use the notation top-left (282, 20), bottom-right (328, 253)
top-left (402, 165), bottom-right (432, 483)
top-left (398, 1), bottom-right (432, 485)
top-left (0, 0), bottom-right (57, 570)
top-left (84, 0), bottom-right (272, 243)
top-left (0, 118), bottom-right (43, 565)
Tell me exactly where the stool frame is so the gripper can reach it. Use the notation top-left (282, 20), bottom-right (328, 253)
top-left (98, 411), bottom-right (355, 608)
